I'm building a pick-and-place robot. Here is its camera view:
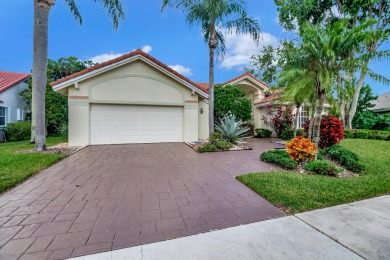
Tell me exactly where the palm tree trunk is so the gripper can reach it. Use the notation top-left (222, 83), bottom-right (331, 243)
top-left (208, 26), bottom-right (217, 139)
top-left (346, 62), bottom-right (368, 129)
top-left (33, 0), bottom-right (53, 151)
top-left (312, 91), bottom-right (326, 150)
top-left (339, 97), bottom-right (346, 128)
top-left (294, 103), bottom-right (301, 137)
top-left (308, 103), bottom-right (315, 139)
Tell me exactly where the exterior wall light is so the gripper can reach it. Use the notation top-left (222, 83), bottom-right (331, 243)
top-left (200, 108), bottom-right (204, 114)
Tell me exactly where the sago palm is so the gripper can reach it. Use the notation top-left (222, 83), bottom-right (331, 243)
top-left (162, 0), bottom-right (260, 138)
top-left (32, 0), bottom-right (124, 151)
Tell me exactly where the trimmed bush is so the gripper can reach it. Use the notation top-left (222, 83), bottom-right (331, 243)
top-left (4, 122), bottom-right (31, 142)
top-left (260, 150), bottom-right (298, 170)
top-left (286, 136), bottom-right (317, 162)
top-left (304, 160), bottom-right (343, 176)
top-left (344, 129), bottom-right (390, 141)
top-left (317, 148), bottom-right (326, 160)
top-left (280, 129), bottom-right (304, 140)
top-left (255, 128), bottom-right (272, 138)
top-left (325, 145), bottom-right (365, 173)
top-left (304, 116), bottom-right (344, 149)
top-left (198, 144), bottom-right (218, 153)
top-left (215, 140), bottom-right (233, 150)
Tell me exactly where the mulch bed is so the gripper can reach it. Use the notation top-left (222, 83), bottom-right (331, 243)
top-left (186, 141), bottom-right (252, 153)
top-left (16, 143), bottom-right (84, 156)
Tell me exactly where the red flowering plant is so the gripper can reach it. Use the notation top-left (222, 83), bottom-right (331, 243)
top-left (304, 115), bottom-right (344, 149)
top-left (286, 136), bottom-right (317, 162)
top-left (263, 105), bottom-right (294, 137)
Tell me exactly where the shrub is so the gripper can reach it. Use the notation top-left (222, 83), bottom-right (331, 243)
top-left (57, 123), bottom-right (68, 137)
top-left (260, 150), bottom-right (298, 170)
top-left (325, 145), bottom-right (365, 173)
top-left (198, 144), bottom-right (218, 153)
top-left (280, 129), bottom-right (304, 140)
top-left (4, 122), bottom-right (31, 142)
top-left (286, 136), bottom-right (317, 162)
top-left (263, 105), bottom-right (294, 137)
top-left (255, 128), bottom-right (272, 138)
top-left (304, 115), bottom-right (344, 149)
top-left (214, 114), bottom-right (250, 143)
top-left (214, 85), bottom-right (252, 122)
top-left (304, 160), bottom-right (343, 176)
top-left (317, 148), bottom-right (326, 160)
top-left (215, 140), bottom-right (233, 150)
top-left (210, 131), bottom-right (223, 143)
top-left (343, 129), bottom-right (390, 141)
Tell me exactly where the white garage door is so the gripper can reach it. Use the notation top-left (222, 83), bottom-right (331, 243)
top-left (90, 104), bottom-right (183, 144)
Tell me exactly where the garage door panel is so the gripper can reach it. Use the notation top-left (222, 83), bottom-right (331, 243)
top-left (91, 105), bottom-right (183, 144)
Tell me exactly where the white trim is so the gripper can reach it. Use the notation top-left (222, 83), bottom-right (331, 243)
top-left (52, 55), bottom-right (208, 98)
top-left (223, 75), bottom-right (270, 91)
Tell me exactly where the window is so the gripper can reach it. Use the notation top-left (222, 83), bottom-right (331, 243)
top-left (0, 107), bottom-right (7, 127)
top-left (298, 106), bottom-right (309, 129)
top-left (17, 109), bottom-right (24, 121)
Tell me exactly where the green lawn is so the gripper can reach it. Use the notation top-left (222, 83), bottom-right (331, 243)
top-left (0, 136), bottom-right (67, 193)
top-left (237, 139), bottom-right (390, 214)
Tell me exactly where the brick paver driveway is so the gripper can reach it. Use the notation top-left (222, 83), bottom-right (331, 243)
top-left (0, 139), bottom-right (284, 259)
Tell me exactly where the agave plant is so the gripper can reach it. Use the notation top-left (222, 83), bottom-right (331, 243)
top-left (214, 114), bottom-right (251, 144)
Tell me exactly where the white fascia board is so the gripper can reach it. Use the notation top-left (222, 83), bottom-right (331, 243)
top-left (52, 55), bottom-right (209, 99)
top-left (223, 75), bottom-right (270, 91)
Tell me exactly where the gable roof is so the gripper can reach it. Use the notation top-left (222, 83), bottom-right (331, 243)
top-left (222, 72), bottom-right (270, 89)
top-left (255, 88), bottom-right (284, 106)
top-left (0, 71), bottom-right (30, 93)
top-left (371, 92), bottom-right (390, 112)
top-left (50, 49), bottom-right (208, 97)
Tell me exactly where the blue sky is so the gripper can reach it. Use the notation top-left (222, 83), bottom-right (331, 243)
top-left (0, 0), bottom-right (389, 94)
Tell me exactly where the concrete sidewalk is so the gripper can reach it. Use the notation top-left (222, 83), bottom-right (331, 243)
top-left (72, 195), bottom-right (390, 260)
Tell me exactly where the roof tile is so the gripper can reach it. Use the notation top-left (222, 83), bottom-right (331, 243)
top-left (50, 49), bottom-right (207, 94)
top-left (0, 71), bottom-right (30, 93)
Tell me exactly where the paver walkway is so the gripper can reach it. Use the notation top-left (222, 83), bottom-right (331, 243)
top-left (0, 139), bottom-right (285, 259)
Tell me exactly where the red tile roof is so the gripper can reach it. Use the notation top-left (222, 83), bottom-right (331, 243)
top-left (222, 72), bottom-right (270, 88)
top-left (196, 82), bottom-right (209, 92)
top-left (0, 71), bottom-right (30, 93)
top-left (255, 88), bottom-right (284, 105)
top-left (50, 49), bottom-right (208, 94)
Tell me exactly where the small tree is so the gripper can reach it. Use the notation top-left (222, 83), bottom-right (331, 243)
top-left (263, 105), bottom-right (294, 137)
top-left (214, 85), bottom-right (252, 122)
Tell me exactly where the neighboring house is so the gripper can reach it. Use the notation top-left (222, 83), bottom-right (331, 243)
top-left (371, 92), bottom-right (390, 115)
top-left (0, 71), bottom-right (30, 131)
top-left (51, 49), bottom-right (303, 146)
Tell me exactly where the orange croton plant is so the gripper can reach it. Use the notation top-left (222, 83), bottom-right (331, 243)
top-left (286, 136), bottom-right (317, 162)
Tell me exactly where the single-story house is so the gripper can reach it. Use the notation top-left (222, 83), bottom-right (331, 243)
top-left (51, 49), bottom-right (303, 146)
top-left (370, 92), bottom-right (390, 115)
top-left (0, 71), bottom-right (30, 134)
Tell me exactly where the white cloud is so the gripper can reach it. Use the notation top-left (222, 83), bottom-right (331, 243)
top-left (88, 45), bottom-right (153, 64)
top-left (168, 65), bottom-right (193, 76)
top-left (219, 30), bottom-right (279, 70)
top-left (89, 51), bottom-right (125, 64)
top-left (141, 45), bottom-right (153, 53)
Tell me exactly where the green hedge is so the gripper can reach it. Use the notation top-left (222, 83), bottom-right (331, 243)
top-left (260, 150), bottom-right (298, 170)
top-left (344, 129), bottom-right (390, 141)
top-left (255, 128), bottom-right (272, 138)
top-left (325, 145), bottom-right (365, 173)
top-left (280, 129), bottom-right (304, 140)
top-left (4, 122), bottom-right (31, 142)
top-left (304, 160), bottom-right (343, 176)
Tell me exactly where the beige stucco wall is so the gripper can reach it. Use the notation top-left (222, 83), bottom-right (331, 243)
top-left (65, 59), bottom-right (204, 145)
top-left (198, 100), bottom-right (209, 140)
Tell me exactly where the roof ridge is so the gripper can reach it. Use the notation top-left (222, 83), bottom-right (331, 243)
top-left (50, 49), bottom-right (207, 94)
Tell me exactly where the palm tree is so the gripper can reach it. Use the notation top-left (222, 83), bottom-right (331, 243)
top-left (162, 0), bottom-right (260, 138)
top-left (32, 0), bottom-right (124, 151)
top-left (279, 20), bottom-right (362, 149)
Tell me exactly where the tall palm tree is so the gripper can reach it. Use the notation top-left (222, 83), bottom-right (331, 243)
top-left (32, 0), bottom-right (124, 151)
top-left (279, 20), bottom-right (362, 149)
top-left (162, 0), bottom-right (260, 138)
